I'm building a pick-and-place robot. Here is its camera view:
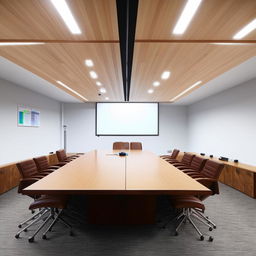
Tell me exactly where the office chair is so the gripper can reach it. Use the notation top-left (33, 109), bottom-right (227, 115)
top-left (33, 156), bottom-right (65, 172)
top-left (163, 178), bottom-right (220, 241)
top-left (175, 156), bottom-right (207, 172)
top-left (113, 142), bottom-right (129, 150)
top-left (185, 160), bottom-right (224, 180)
top-left (161, 149), bottom-right (180, 160)
top-left (16, 159), bottom-right (52, 179)
top-left (166, 153), bottom-right (195, 166)
top-left (15, 180), bottom-right (72, 242)
top-left (56, 149), bottom-right (79, 163)
top-left (130, 142), bottom-right (142, 150)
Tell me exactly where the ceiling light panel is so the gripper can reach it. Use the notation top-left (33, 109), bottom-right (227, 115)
top-left (161, 71), bottom-right (171, 80)
top-left (173, 0), bottom-right (202, 35)
top-left (153, 81), bottom-right (160, 87)
top-left (85, 59), bottom-right (94, 67)
top-left (233, 18), bottom-right (256, 39)
top-left (51, 0), bottom-right (81, 34)
top-left (99, 88), bottom-right (106, 94)
top-left (89, 71), bottom-right (98, 79)
top-left (147, 89), bottom-right (154, 94)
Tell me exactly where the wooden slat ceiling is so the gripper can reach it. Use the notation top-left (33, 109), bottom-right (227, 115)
top-left (130, 0), bottom-right (256, 102)
top-left (0, 0), bottom-right (256, 102)
top-left (0, 0), bottom-right (122, 102)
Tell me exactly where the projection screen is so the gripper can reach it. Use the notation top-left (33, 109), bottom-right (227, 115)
top-left (96, 103), bottom-right (159, 136)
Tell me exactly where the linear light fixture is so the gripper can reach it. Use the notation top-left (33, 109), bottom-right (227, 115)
top-left (170, 81), bottom-right (202, 102)
top-left (85, 59), bottom-right (94, 67)
top-left (173, 0), bottom-right (202, 35)
top-left (0, 42), bottom-right (45, 46)
top-left (233, 18), bottom-right (256, 39)
top-left (51, 0), bottom-right (81, 34)
top-left (56, 81), bottom-right (88, 101)
top-left (89, 71), bottom-right (98, 79)
top-left (161, 71), bottom-right (171, 80)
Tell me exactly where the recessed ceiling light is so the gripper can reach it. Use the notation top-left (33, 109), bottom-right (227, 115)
top-left (161, 71), bottom-right (171, 80)
top-left (173, 0), bottom-right (202, 35)
top-left (0, 42), bottom-right (45, 46)
top-left (105, 97), bottom-right (109, 100)
top-left (85, 59), bottom-right (94, 67)
top-left (96, 81), bottom-right (102, 86)
top-left (56, 81), bottom-right (88, 101)
top-left (170, 81), bottom-right (202, 102)
top-left (51, 0), bottom-right (81, 34)
top-left (99, 88), bottom-right (106, 94)
top-left (148, 89), bottom-right (154, 94)
top-left (153, 81), bottom-right (160, 87)
top-left (233, 18), bottom-right (256, 39)
top-left (89, 71), bottom-right (98, 79)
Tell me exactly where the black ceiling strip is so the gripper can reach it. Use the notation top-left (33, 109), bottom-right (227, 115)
top-left (116, 0), bottom-right (138, 102)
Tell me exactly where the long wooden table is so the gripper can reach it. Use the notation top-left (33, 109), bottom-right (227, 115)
top-left (23, 150), bottom-right (210, 224)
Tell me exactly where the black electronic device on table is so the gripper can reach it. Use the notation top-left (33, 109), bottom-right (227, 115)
top-left (119, 152), bottom-right (127, 156)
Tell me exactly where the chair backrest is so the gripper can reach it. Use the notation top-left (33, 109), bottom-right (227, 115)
top-left (181, 153), bottom-right (195, 165)
top-left (170, 149), bottom-right (180, 159)
top-left (200, 160), bottom-right (224, 179)
top-left (190, 156), bottom-right (207, 171)
top-left (16, 160), bottom-right (39, 178)
top-left (33, 156), bottom-right (50, 172)
top-left (113, 142), bottom-right (129, 150)
top-left (56, 149), bottom-right (67, 162)
top-left (130, 142), bottom-right (142, 150)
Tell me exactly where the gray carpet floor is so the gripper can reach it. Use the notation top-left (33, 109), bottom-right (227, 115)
top-left (0, 183), bottom-right (255, 256)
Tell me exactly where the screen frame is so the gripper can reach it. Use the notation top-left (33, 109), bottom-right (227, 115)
top-left (95, 102), bottom-right (159, 136)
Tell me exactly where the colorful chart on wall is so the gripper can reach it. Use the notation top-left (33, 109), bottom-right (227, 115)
top-left (18, 106), bottom-right (40, 127)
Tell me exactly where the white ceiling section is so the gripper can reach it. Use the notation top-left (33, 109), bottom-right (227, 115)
top-left (175, 57), bottom-right (256, 105)
top-left (0, 57), bottom-right (80, 103)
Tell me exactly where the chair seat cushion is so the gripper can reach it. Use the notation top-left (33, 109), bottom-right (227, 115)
top-left (29, 195), bottom-right (68, 210)
top-left (170, 195), bottom-right (205, 210)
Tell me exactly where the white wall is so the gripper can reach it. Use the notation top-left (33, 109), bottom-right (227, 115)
top-left (64, 103), bottom-right (188, 155)
top-left (188, 78), bottom-right (256, 165)
top-left (0, 78), bottom-right (61, 165)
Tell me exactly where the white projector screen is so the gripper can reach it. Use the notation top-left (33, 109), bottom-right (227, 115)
top-left (96, 103), bottom-right (159, 136)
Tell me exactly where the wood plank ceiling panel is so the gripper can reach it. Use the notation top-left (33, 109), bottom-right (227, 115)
top-left (0, 43), bottom-right (123, 101)
top-left (0, 0), bottom-right (118, 40)
top-left (130, 43), bottom-right (256, 101)
top-left (136, 0), bottom-right (256, 40)
top-left (130, 0), bottom-right (256, 102)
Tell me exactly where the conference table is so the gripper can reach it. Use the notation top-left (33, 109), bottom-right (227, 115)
top-left (23, 150), bottom-right (210, 224)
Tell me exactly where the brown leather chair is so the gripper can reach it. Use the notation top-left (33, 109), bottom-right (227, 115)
top-left (175, 156), bottom-right (207, 172)
top-left (16, 160), bottom-right (51, 179)
top-left (185, 160), bottom-right (224, 180)
top-left (56, 149), bottom-right (79, 163)
top-left (113, 142), bottom-right (129, 150)
top-left (33, 156), bottom-right (65, 172)
top-left (161, 149), bottom-right (180, 160)
top-left (167, 153), bottom-right (195, 167)
top-left (163, 178), bottom-right (219, 241)
top-left (15, 186), bottom-right (72, 242)
top-left (130, 142), bottom-right (142, 150)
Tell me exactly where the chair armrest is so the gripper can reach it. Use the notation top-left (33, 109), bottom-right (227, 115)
top-left (18, 178), bottom-right (40, 193)
top-left (49, 166), bottom-right (60, 169)
top-left (195, 178), bottom-right (219, 195)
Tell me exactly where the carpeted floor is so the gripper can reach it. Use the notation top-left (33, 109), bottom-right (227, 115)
top-left (0, 183), bottom-right (255, 256)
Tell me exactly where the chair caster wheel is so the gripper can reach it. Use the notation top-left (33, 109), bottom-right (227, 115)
top-left (208, 236), bottom-right (214, 242)
top-left (24, 228), bottom-right (28, 232)
top-left (174, 231), bottom-right (178, 236)
top-left (213, 225), bottom-right (217, 229)
top-left (15, 234), bottom-right (20, 239)
top-left (18, 224), bottom-right (22, 228)
top-left (42, 235), bottom-right (47, 240)
top-left (28, 237), bottom-right (34, 243)
top-left (70, 231), bottom-right (74, 236)
top-left (200, 236), bottom-right (204, 241)
top-left (161, 226), bottom-right (166, 229)
top-left (209, 227), bottom-right (213, 231)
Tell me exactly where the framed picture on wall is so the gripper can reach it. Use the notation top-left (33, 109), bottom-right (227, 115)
top-left (18, 105), bottom-right (40, 127)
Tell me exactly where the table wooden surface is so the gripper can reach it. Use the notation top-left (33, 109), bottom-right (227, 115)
top-left (23, 150), bottom-right (210, 196)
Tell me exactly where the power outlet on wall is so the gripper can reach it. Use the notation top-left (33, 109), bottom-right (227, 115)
top-left (167, 149), bottom-right (172, 153)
